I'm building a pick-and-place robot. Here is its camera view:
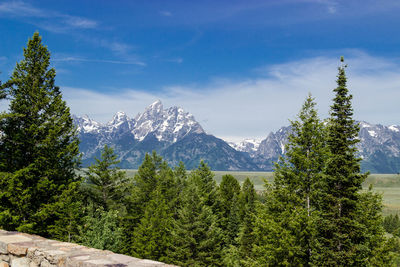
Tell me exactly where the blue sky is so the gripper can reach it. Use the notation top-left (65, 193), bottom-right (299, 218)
top-left (1, 0), bottom-right (400, 141)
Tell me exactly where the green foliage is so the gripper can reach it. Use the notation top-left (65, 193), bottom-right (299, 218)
top-left (122, 151), bottom-right (179, 257)
top-left (169, 162), bottom-right (224, 266)
top-left (218, 174), bottom-right (241, 246)
top-left (40, 180), bottom-right (84, 242)
top-left (250, 94), bottom-right (326, 265)
top-left (130, 188), bottom-right (174, 263)
top-left (0, 32), bottom-right (80, 235)
top-left (313, 58), bottom-right (387, 265)
top-left (223, 178), bottom-right (258, 266)
top-left (78, 206), bottom-right (123, 252)
top-left (383, 214), bottom-right (400, 234)
top-left (0, 78), bottom-right (5, 99)
top-left (83, 145), bottom-right (128, 211)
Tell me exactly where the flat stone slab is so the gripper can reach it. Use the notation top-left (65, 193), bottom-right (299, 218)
top-left (0, 230), bottom-right (177, 267)
top-left (0, 234), bottom-right (33, 253)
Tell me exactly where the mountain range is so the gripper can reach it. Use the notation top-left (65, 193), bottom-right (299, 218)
top-left (73, 101), bottom-right (400, 173)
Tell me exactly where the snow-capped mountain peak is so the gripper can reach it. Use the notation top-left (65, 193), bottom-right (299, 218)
top-left (73, 114), bottom-right (101, 133)
top-left (108, 111), bottom-right (130, 125)
top-left (135, 100), bottom-right (163, 121)
top-left (229, 139), bottom-right (261, 155)
top-left (360, 121), bottom-right (372, 128)
top-left (133, 101), bottom-right (204, 142)
top-left (106, 111), bottom-right (135, 135)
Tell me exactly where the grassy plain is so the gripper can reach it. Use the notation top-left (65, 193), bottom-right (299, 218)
top-left (117, 169), bottom-right (400, 216)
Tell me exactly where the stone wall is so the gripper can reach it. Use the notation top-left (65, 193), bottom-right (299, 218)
top-left (0, 230), bottom-right (175, 267)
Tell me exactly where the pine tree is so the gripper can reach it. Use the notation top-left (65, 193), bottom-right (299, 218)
top-left (169, 161), bottom-right (224, 266)
top-left (40, 180), bottom-right (84, 243)
top-left (237, 178), bottom-right (257, 259)
top-left (130, 188), bottom-right (174, 263)
top-left (121, 151), bottom-right (162, 250)
top-left (218, 174), bottom-right (241, 246)
top-left (83, 144), bottom-right (128, 211)
top-left (78, 206), bottom-right (123, 252)
top-left (383, 214), bottom-right (400, 234)
top-left (122, 152), bottom-right (179, 256)
top-left (250, 94), bottom-right (327, 265)
top-left (223, 178), bottom-right (258, 266)
top-left (0, 32), bottom-right (80, 234)
top-left (313, 57), bottom-right (386, 265)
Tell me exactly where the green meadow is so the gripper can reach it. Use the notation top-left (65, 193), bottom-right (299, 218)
top-left (117, 169), bottom-right (400, 216)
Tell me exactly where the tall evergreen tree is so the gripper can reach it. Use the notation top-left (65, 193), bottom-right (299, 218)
top-left (313, 57), bottom-right (386, 265)
top-left (237, 178), bottom-right (257, 257)
top-left (169, 161), bottom-right (223, 266)
top-left (251, 94), bottom-right (327, 265)
top-left (223, 177), bottom-right (258, 266)
top-left (130, 188), bottom-right (174, 263)
top-left (0, 32), bottom-right (80, 234)
top-left (83, 145), bottom-right (128, 211)
top-left (122, 152), bottom-right (178, 256)
top-left (218, 174), bottom-right (241, 246)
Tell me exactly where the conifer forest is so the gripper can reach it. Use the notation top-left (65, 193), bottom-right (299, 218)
top-left (1, 33), bottom-right (400, 266)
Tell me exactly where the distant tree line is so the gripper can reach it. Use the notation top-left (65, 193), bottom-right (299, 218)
top-left (1, 32), bottom-right (400, 266)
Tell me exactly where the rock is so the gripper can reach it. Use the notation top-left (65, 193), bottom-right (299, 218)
top-left (8, 242), bottom-right (30, 256)
top-left (0, 235), bottom-right (32, 254)
top-left (10, 257), bottom-right (30, 267)
top-left (39, 259), bottom-right (56, 267)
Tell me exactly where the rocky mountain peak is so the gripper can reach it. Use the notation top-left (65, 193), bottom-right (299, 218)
top-left (132, 101), bottom-right (205, 142)
top-left (229, 139), bottom-right (261, 155)
top-left (108, 111), bottom-right (130, 125)
top-left (73, 114), bottom-right (101, 133)
top-left (135, 100), bottom-right (163, 121)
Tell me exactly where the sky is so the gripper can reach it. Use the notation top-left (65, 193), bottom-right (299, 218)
top-left (1, 0), bottom-right (400, 142)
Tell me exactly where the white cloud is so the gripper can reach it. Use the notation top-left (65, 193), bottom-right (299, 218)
top-left (58, 52), bottom-right (400, 143)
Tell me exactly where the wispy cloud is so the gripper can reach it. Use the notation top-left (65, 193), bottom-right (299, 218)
top-left (63, 16), bottom-right (97, 29)
top-left (0, 1), bottom-right (46, 17)
top-left (53, 56), bottom-right (146, 66)
top-left (0, 2), bottom-right (144, 66)
top-left (59, 52), bottom-right (400, 142)
top-left (159, 10), bottom-right (172, 17)
top-left (99, 40), bottom-right (132, 55)
top-left (165, 57), bottom-right (183, 64)
top-left (0, 1), bottom-right (98, 31)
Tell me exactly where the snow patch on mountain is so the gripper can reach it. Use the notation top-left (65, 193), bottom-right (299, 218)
top-left (368, 130), bottom-right (377, 137)
top-left (389, 125), bottom-right (400, 132)
top-left (229, 139), bottom-right (261, 155)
